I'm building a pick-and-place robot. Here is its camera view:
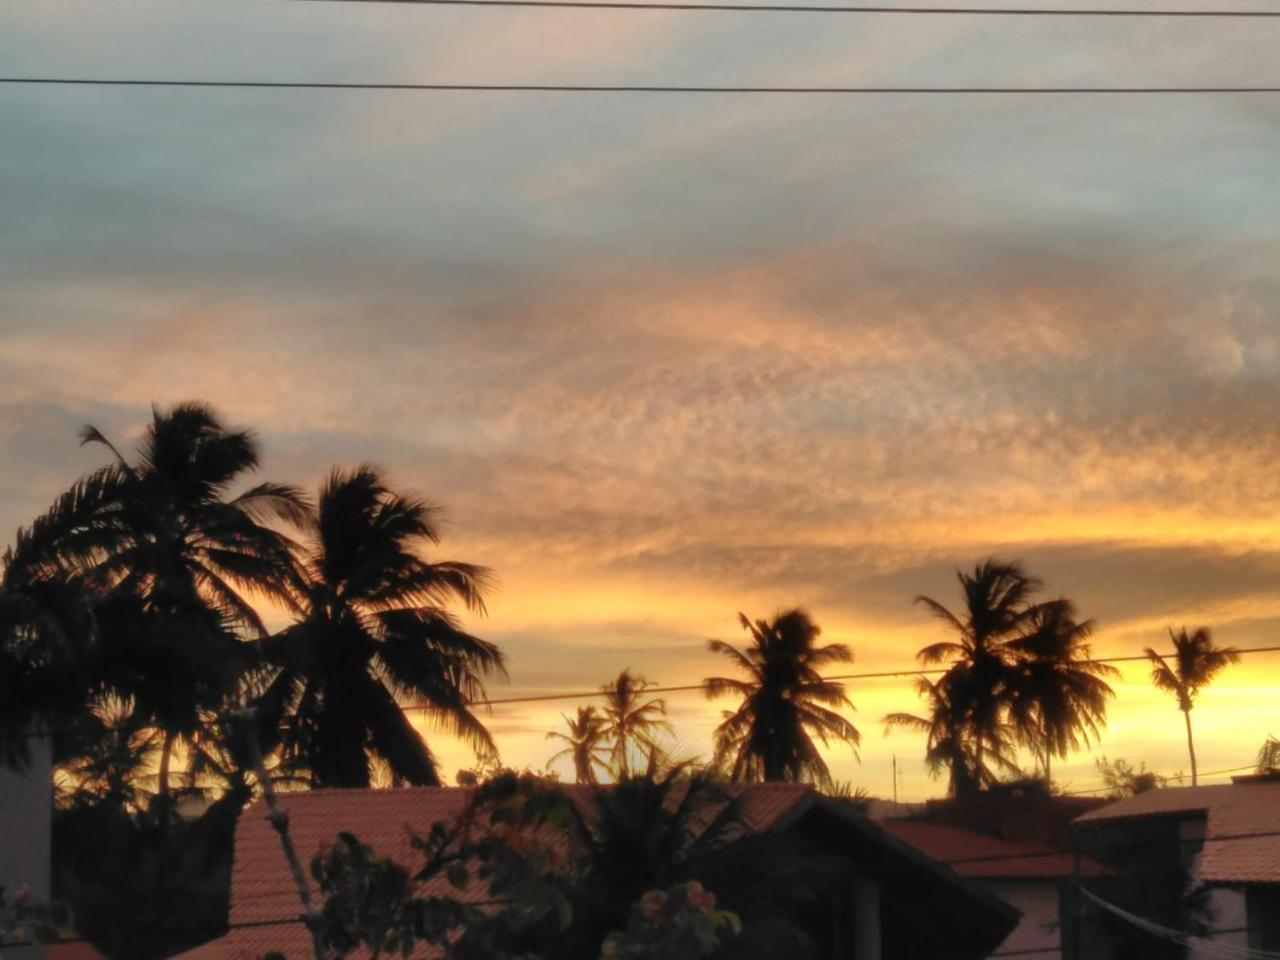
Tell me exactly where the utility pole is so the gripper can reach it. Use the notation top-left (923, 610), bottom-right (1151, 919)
top-left (892, 755), bottom-right (898, 810)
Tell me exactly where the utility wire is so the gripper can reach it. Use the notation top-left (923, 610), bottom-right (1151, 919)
top-left (7, 78), bottom-right (1280, 95)
top-left (270, 0), bottom-right (1280, 17)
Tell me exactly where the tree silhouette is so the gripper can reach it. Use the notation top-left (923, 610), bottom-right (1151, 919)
top-left (41, 402), bottom-right (308, 802)
top-left (601, 669), bottom-right (672, 779)
top-left (262, 465), bottom-right (503, 788)
top-left (907, 559), bottom-right (1039, 794)
top-left (704, 609), bottom-right (859, 787)
top-left (885, 675), bottom-right (1018, 797)
top-left (546, 706), bottom-right (609, 784)
top-left (1145, 626), bottom-right (1239, 785)
top-left (1005, 599), bottom-right (1116, 782)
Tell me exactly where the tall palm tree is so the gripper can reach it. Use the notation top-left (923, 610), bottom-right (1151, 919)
top-left (704, 609), bottom-right (859, 787)
top-left (37, 403), bottom-right (308, 801)
top-left (910, 559), bottom-right (1040, 792)
top-left (1145, 626), bottom-right (1239, 785)
top-left (600, 669), bottom-right (672, 780)
top-left (546, 706), bottom-right (609, 784)
top-left (1005, 599), bottom-right (1116, 783)
top-left (262, 465), bottom-right (504, 788)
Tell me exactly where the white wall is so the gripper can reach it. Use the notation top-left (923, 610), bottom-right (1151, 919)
top-left (981, 878), bottom-right (1062, 960)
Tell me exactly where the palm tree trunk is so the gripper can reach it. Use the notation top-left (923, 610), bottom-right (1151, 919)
top-left (1183, 708), bottom-right (1198, 786)
top-left (158, 728), bottom-right (177, 805)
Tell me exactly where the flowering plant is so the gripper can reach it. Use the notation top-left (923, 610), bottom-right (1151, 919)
top-left (600, 881), bottom-right (740, 960)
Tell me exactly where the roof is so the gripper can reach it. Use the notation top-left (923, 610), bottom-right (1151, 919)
top-left (882, 819), bottom-right (1106, 879)
top-left (1075, 780), bottom-right (1280, 883)
top-left (218, 782), bottom-right (813, 960)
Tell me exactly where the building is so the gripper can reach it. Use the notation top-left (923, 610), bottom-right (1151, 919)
top-left (882, 789), bottom-right (1107, 960)
top-left (1072, 773), bottom-right (1280, 959)
top-left (174, 782), bottom-right (1019, 960)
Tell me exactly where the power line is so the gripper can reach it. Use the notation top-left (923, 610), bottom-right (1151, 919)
top-left (7, 77), bottom-right (1280, 95)
top-left (270, 0), bottom-right (1280, 17)
top-left (461, 644), bottom-right (1280, 710)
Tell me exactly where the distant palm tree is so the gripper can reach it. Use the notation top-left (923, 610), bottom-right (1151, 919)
top-left (546, 706), bottom-right (609, 784)
top-left (1006, 599), bottom-right (1116, 783)
top-left (704, 609), bottom-right (859, 787)
top-left (910, 559), bottom-right (1040, 793)
top-left (600, 669), bottom-right (672, 779)
top-left (46, 403), bottom-right (308, 801)
top-left (262, 466), bottom-right (503, 788)
top-left (1257, 736), bottom-right (1280, 774)
top-left (1145, 627), bottom-right (1239, 785)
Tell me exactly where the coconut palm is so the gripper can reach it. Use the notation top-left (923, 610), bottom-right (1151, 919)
top-left (546, 706), bottom-right (609, 784)
top-left (261, 465), bottom-right (503, 788)
top-left (35, 403), bottom-right (308, 801)
top-left (600, 669), bottom-right (672, 779)
top-left (1005, 599), bottom-right (1116, 783)
top-left (909, 559), bottom-right (1041, 792)
top-left (704, 609), bottom-right (859, 787)
top-left (885, 674), bottom-right (1019, 797)
top-left (1145, 627), bottom-right (1239, 785)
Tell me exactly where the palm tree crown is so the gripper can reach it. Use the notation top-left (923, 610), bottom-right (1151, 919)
top-left (546, 706), bottom-right (609, 784)
top-left (704, 609), bottom-right (859, 788)
top-left (263, 465), bottom-right (503, 788)
top-left (33, 402), bottom-right (308, 800)
top-left (1006, 599), bottom-right (1116, 782)
top-left (893, 559), bottom-right (1111, 796)
top-left (600, 669), bottom-right (672, 779)
top-left (1145, 626), bottom-right (1239, 785)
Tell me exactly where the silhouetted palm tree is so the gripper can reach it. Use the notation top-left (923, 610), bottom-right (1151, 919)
top-left (262, 466), bottom-right (503, 788)
top-left (600, 669), bottom-right (672, 779)
top-left (1006, 599), bottom-right (1116, 783)
top-left (546, 706), bottom-right (609, 784)
top-left (910, 559), bottom-right (1040, 792)
top-left (41, 403), bottom-right (308, 801)
top-left (884, 675), bottom-right (1018, 797)
top-left (704, 609), bottom-right (859, 787)
top-left (1145, 627), bottom-right (1239, 785)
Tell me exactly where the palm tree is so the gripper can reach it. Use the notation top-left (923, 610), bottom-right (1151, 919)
top-left (1005, 599), bottom-right (1116, 783)
top-left (909, 559), bottom-right (1040, 792)
top-left (600, 669), bottom-right (672, 779)
top-left (884, 675), bottom-right (1019, 797)
top-left (546, 706), bottom-right (609, 784)
top-left (262, 465), bottom-right (504, 788)
top-left (1145, 627), bottom-right (1240, 785)
top-left (36, 403), bottom-right (308, 802)
top-left (704, 609), bottom-right (859, 787)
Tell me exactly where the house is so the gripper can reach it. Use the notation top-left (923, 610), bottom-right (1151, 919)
top-left (881, 789), bottom-right (1107, 960)
top-left (173, 783), bottom-right (1018, 960)
top-left (1071, 773), bottom-right (1280, 959)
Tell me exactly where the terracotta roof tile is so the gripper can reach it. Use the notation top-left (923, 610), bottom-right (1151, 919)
top-left (881, 820), bottom-right (1104, 879)
top-left (1075, 781), bottom-right (1280, 884)
top-left (219, 782), bottom-right (813, 960)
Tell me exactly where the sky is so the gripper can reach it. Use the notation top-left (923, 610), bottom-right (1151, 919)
top-left (3, 0), bottom-right (1280, 799)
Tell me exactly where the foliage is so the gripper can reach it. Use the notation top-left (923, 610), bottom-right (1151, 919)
top-left (889, 559), bottom-right (1112, 796)
top-left (599, 882), bottom-right (740, 960)
top-left (546, 707), bottom-right (610, 784)
top-left (262, 465), bottom-right (503, 789)
top-left (600, 670), bottom-right (672, 780)
top-left (704, 610), bottom-right (858, 788)
top-left (52, 796), bottom-right (240, 959)
top-left (0, 884), bottom-right (72, 949)
top-left (1256, 736), bottom-right (1280, 774)
top-left (309, 773), bottom-right (575, 960)
top-left (1095, 756), bottom-right (1168, 798)
top-left (1145, 627), bottom-right (1239, 785)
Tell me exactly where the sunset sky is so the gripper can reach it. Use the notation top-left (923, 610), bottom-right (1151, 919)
top-left (3, 0), bottom-right (1280, 799)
